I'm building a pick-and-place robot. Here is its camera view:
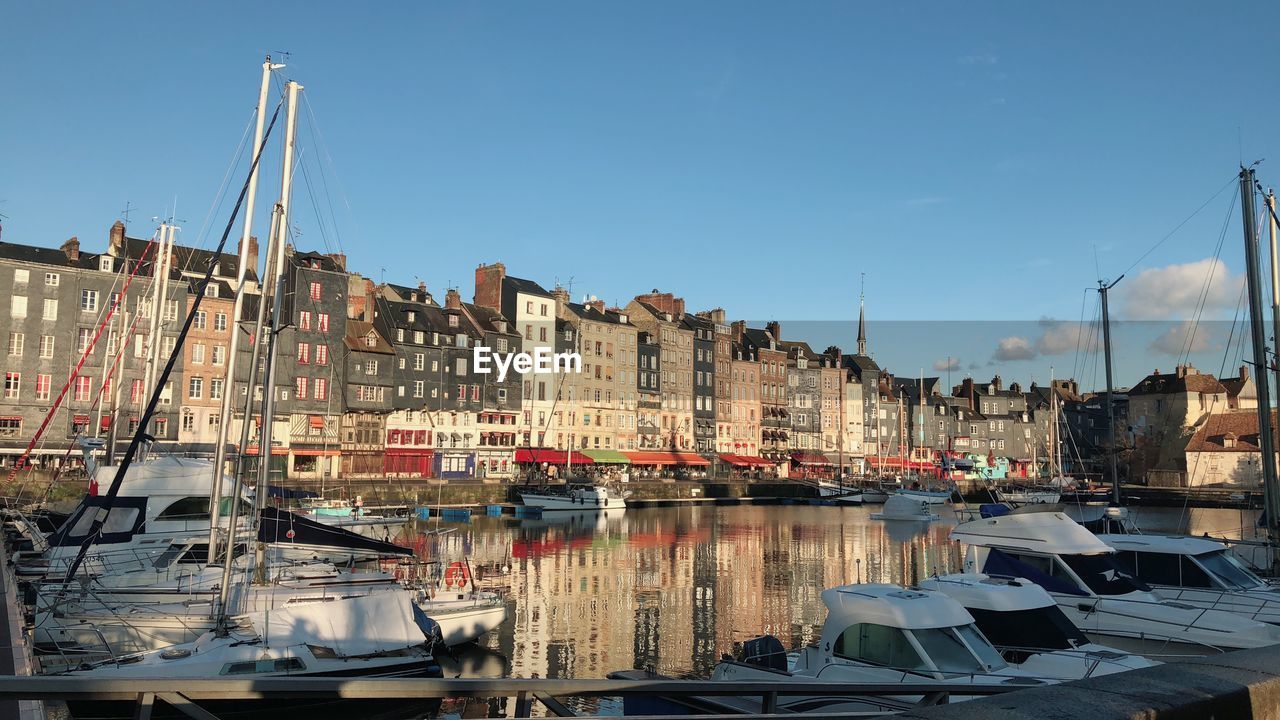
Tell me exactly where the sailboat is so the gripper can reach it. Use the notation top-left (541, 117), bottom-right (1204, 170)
top-left (48, 67), bottom-right (447, 695)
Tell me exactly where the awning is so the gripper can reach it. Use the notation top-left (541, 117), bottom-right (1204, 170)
top-left (292, 448), bottom-right (341, 457)
top-left (308, 415), bottom-right (325, 429)
top-left (718, 453), bottom-right (750, 467)
top-left (741, 455), bottom-right (776, 466)
top-left (624, 451), bottom-right (678, 466)
top-left (582, 449), bottom-right (630, 464)
top-left (674, 452), bottom-right (711, 466)
top-left (514, 448), bottom-right (593, 465)
top-left (385, 447), bottom-right (434, 457)
top-left (241, 446), bottom-right (289, 456)
top-left (792, 451), bottom-right (831, 465)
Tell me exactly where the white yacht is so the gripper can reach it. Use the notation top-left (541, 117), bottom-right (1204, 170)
top-left (518, 481), bottom-right (629, 511)
top-left (1099, 533), bottom-right (1280, 625)
top-left (707, 584), bottom-right (1050, 713)
top-left (56, 591), bottom-right (443, 717)
top-left (952, 512), bottom-right (1280, 656)
top-left (872, 494), bottom-right (939, 521)
top-left (919, 573), bottom-right (1159, 678)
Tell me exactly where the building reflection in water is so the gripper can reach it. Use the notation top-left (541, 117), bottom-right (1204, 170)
top-left (410, 505), bottom-right (964, 716)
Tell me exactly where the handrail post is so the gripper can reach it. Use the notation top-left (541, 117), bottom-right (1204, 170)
top-left (515, 689), bottom-right (531, 718)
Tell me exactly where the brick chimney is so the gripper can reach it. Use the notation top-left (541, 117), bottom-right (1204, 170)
top-left (956, 378), bottom-right (976, 410)
top-left (585, 298), bottom-right (606, 313)
top-left (238, 235), bottom-right (259, 277)
top-left (991, 374), bottom-right (1003, 392)
top-left (710, 308), bottom-right (726, 325)
top-left (61, 237), bottom-right (80, 263)
top-left (474, 262), bottom-right (505, 311)
top-left (444, 288), bottom-right (462, 310)
top-left (731, 320), bottom-right (746, 343)
top-left (109, 221), bottom-right (126, 257)
top-left (765, 321), bottom-right (781, 343)
top-left (1240, 365), bottom-right (1250, 382)
top-left (634, 289), bottom-right (685, 318)
top-left (325, 252), bottom-right (347, 272)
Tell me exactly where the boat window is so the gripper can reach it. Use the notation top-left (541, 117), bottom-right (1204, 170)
top-left (982, 549), bottom-right (1088, 596)
top-left (833, 623), bottom-right (927, 671)
top-left (967, 607), bottom-right (1085, 653)
top-left (1126, 551), bottom-right (1182, 586)
top-left (955, 624), bottom-right (1008, 671)
top-left (1196, 550), bottom-right (1262, 590)
top-left (219, 657), bottom-right (306, 675)
top-left (1178, 556), bottom-right (1213, 588)
top-left (151, 545), bottom-right (187, 569)
top-left (910, 627), bottom-right (985, 674)
top-left (69, 506), bottom-right (141, 537)
top-left (157, 496), bottom-right (212, 521)
top-left (1060, 553), bottom-right (1149, 595)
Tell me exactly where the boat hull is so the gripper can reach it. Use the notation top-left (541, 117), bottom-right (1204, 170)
top-left (518, 492), bottom-right (626, 511)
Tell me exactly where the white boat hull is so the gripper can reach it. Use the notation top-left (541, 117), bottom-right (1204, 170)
top-left (519, 490), bottom-right (627, 511)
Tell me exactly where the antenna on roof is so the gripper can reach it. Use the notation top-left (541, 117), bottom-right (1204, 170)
top-left (120, 201), bottom-right (135, 229)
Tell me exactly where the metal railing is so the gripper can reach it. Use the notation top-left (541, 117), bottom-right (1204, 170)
top-left (0, 675), bottom-right (1019, 720)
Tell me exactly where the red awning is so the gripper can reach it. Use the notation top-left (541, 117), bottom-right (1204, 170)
top-left (624, 451), bottom-right (678, 466)
top-left (737, 455), bottom-right (775, 466)
top-left (308, 415), bottom-right (325, 429)
top-left (791, 451), bottom-right (831, 465)
top-left (241, 446), bottom-right (289, 456)
top-left (674, 452), bottom-right (710, 466)
top-left (385, 448), bottom-right (434, 457)
top-left (718, 453), bottom-right (750, 467)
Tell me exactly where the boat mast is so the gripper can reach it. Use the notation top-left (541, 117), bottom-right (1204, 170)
top-left (1098, 276), bottom-right (1122, 507)
top-left (1240, 168), bottom-right (1280, 554)
top-left (206, 56), bottom-right (278, 563)
top-left (251, 79), bottom-right (303, 584)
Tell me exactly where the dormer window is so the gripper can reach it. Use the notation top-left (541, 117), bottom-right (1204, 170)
top-left (204, 284), bottom-right (219, 298)
top-left (1224, 433), bottom-right (1237, 449)
top-left (99, 257), bottom-right (112, 272)
top-left (448, 315), bottom-right (458, 328)
top-left (364, 332), bottom-right (377, 348)
top-left (407, 311), bottom-right (416, 323)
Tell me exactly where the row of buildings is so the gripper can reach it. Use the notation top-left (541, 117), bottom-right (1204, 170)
top-left (0, 220), bottom-right (1264, 486)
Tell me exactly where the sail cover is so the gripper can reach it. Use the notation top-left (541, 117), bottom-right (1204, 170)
top-left (257, 507), bottom-right (411, 556)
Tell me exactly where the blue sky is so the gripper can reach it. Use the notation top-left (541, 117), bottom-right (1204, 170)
top-left (3, 2), bottom-right (1279, 390)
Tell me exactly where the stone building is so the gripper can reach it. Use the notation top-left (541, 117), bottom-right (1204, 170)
top-left (683, 312), bottom-right (716, 455)
top-left (626, 292), bottom-right (694, 450)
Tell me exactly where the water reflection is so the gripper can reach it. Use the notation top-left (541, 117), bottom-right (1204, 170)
top-left (410, 505), bottom-right (965, 684)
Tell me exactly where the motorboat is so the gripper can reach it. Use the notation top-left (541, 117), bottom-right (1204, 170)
top-left (1098, 533), bottom-right (1280, 625)
top-left (871, 495), bottom-right (938, 522)
top-left (952, 512), bottom-right (1280, 656)
top-left (896, 487), bottom-right (953, 505)
top-left (518, 481), bottom-right (629, 511)
top-left (918, 573), bottom-right (1159, 678)
top-left (703, 584), bottom-right (1050, 713)
top-left (993, 486), bottom-right (1061, 505)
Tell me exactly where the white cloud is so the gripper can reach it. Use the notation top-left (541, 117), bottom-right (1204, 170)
top-left (1034, 318), bottom-right (1093, 356)
top-left (993, 336), bottom-right (1036, 362)
top-left (1147, 321), bottom-right (1218, 356)
top-left (1119, 258), bottom-right (1244, 320)
top-left (958, 52), bottom-right (999, 65)
top-left (933, 357), bottom-right (961, 372)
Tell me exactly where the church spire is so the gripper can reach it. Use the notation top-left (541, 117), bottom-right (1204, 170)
top-left (857, 274), bottom-right (867, 356)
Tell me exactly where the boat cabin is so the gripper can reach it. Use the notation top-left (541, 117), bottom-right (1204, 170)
top-left (815, 585), bottom-right (1008, 678)
top-left (1099, 534), bottom-right (1269, 592)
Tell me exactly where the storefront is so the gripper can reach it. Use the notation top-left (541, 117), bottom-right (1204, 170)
top-left (790, 451), bottom-right (835, 480)
top-left (384, 447), bottom-right (434, 477)
top-left (434, 451), bottom-right (475, 479)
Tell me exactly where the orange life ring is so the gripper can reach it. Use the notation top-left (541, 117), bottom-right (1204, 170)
top-left (443, 561), bottom-right (469, 588)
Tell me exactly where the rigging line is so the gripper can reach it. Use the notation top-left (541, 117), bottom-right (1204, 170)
top-left (295, 146), bottom-right (334, 254)
top-left (54, 99), bottom-right (286, 596)
top-left (1119, 174), bottom-right (1238, 278)
top-left (301, 94), bottom-right (352, 255)
top-left (188, 110), bottom-right (257, 253)
top-left (1180, 191), bottom-right (1238, 361)
top-left (1071, 288), bottom-right (1090, 383)
top-left (1219, 282), bottom-right (1248, 380)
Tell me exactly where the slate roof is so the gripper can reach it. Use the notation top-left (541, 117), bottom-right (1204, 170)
top-left (503, 275), bottom-right (551, 298)
top-left (1130, 369), bottom-right (1227, 396)
top-left (0, 241), bottom-right (103, 269)
top-left (121, 236), bottom-right (257, 282)
top-left (568, 302), bottom-right (636, 326)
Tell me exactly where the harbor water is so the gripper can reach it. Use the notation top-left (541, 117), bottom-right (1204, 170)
top-left (412, 502), bottom-right (1266, 717)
